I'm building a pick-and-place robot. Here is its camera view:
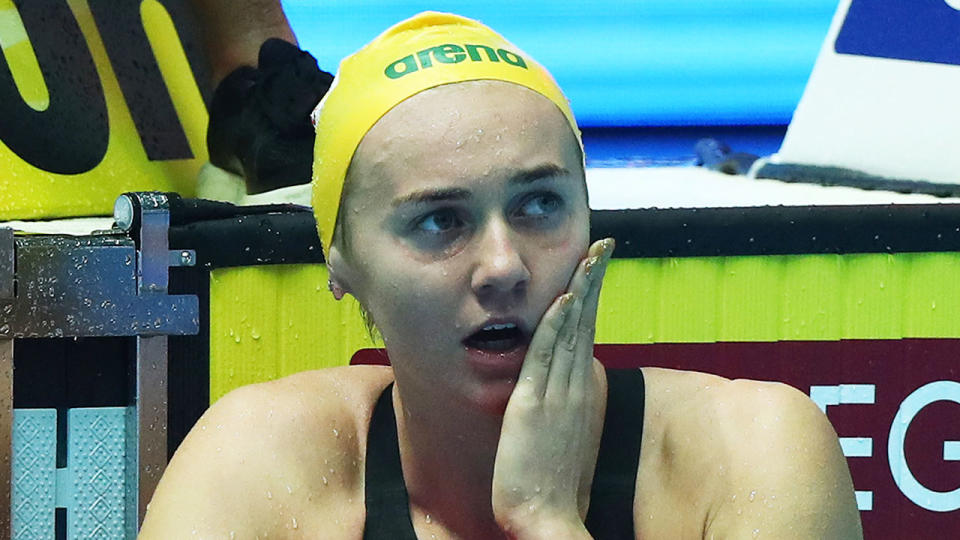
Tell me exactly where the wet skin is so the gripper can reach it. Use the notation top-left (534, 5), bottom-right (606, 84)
top-left (326, 81), bottom-right (602, 536)
top-left (140, 82), bottom-right (863, 539)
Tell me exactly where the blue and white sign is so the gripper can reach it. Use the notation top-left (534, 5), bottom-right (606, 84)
top-left (835, 0), bottom-right (960, 66)
top-left (774, 0), bottom-right (960, 186)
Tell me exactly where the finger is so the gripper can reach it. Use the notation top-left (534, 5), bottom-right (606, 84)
top-left (517, 292), bottom-right (573, 398)
top-left (574, 238), bottom-right (614, 367)
top-left (579, 239), bottom-right (614, 345)
top-left (545, 254), bottom-right (597, 399)
top-left (570, 238), bottom-right (615, 391)
top-left (564, 239), bottom-right (607, 290)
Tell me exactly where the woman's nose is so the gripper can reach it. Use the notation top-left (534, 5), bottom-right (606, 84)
top-left (470, 220), bottom-right (531, 303)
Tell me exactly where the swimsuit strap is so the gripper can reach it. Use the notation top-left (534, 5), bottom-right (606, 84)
top-left (363, 369), bottom-right (645, 538)
top-left (363, 382), bottom-right (418, 539)
top-left (584, 367), bottom-right (645, 538)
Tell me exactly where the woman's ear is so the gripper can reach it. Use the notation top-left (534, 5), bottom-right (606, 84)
top-left (325, 244), bottom-right (353, 301)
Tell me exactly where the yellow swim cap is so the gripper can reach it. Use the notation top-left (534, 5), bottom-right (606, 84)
top-left (311, 11), bottom-right (581, 257)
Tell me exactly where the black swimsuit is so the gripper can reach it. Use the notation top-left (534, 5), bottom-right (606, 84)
top-left (363, 368), bottom-right (646, 539)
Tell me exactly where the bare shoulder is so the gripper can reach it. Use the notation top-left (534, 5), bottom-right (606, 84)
top-left (637, 368), bottom-right (862, 539)
top-left (139, 365), bottom-right (394, 538)
top-left (704, 375), bottom-right (863, 538)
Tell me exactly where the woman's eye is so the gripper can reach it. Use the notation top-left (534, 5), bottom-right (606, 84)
top-left (516, 193), bottom-right (562, 219)
top-left (415, 209), bottom-right (463, 234)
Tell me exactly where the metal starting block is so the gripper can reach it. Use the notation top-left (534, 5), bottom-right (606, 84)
top-left (0, 192), bottom-right (200, 539)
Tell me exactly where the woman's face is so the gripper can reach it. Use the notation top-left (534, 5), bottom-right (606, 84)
top-left (332, 81), bottom-right (589, 414)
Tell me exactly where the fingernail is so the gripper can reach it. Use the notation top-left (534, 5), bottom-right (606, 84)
top-left (559, 293), bottom-right (574, 313)
top-left (584, 256), bottom-right (600, 277)
top-left (602, 237), bottom-right (616, 255)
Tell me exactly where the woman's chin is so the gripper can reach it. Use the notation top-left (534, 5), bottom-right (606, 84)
top-left (466, 378), bottom-right (518, 416)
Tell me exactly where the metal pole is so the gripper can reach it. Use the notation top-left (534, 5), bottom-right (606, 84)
top-left (129, 193), bottom-right (173, 530)
top-left (135, 335), bottom-right (167, 527)
top-left (0, 337), bottom-right (11, 540)
top-left (1, 227), bottom-right (13, 538)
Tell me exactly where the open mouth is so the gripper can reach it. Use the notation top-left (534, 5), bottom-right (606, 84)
top-left (463, 323), bottom-right (526, 351)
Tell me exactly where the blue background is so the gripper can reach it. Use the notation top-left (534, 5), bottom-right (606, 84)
top-left (283, 1), bottom-right (838, 160)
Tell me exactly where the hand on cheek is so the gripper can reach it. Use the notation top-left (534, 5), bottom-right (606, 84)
top-left (491, 237), bottom-right (615, 537)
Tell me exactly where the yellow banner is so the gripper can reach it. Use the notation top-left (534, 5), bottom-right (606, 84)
top-left (0, 0), bottom-right (207, 220)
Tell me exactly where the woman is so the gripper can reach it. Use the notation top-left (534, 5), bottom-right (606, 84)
top-left (141, 12), bottom-right (862, 539)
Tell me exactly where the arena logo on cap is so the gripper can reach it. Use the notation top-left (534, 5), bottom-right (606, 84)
top-left (385, 43), bottom-right (527, 79)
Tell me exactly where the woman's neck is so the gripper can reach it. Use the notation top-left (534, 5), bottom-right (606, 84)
top-left (392, 377), bottom-right (510, 539)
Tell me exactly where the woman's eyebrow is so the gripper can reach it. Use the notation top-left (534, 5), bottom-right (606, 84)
top-left (392, 187), bottom-right (471, 207)
top-left (391, 163), bottom-right (570, 207)
top-left (509, 163), bottom-right (571, 185)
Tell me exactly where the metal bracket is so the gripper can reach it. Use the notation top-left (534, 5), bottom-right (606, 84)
top-left (0, 195), bottom-right (198, 338)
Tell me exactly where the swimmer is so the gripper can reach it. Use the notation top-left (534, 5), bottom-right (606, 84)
top-left (140, 12), bottom-right (862, 539)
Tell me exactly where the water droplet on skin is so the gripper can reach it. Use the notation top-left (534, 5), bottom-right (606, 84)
top-left (322, 476), bottom-right (328, 486)
top-left (291, 517), bottom-right (298, 529)
top-left (425, 514), bottom-right (432, 524)
top-left (753, 529), bottom-right (760, 538)
top-left (266, 490), bottom-right (273, 500)
top-left (332, 428), bottom-right (340, 437)
top-left (286, 484), bottom-right (293, 494)
top-left (748, 490), bottom-right (756, 502)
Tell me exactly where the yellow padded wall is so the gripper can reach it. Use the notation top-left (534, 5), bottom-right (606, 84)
top-left (209, 264), bottom-right (377, 402)
top-left (209, 252), bottom-right (960, 403)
